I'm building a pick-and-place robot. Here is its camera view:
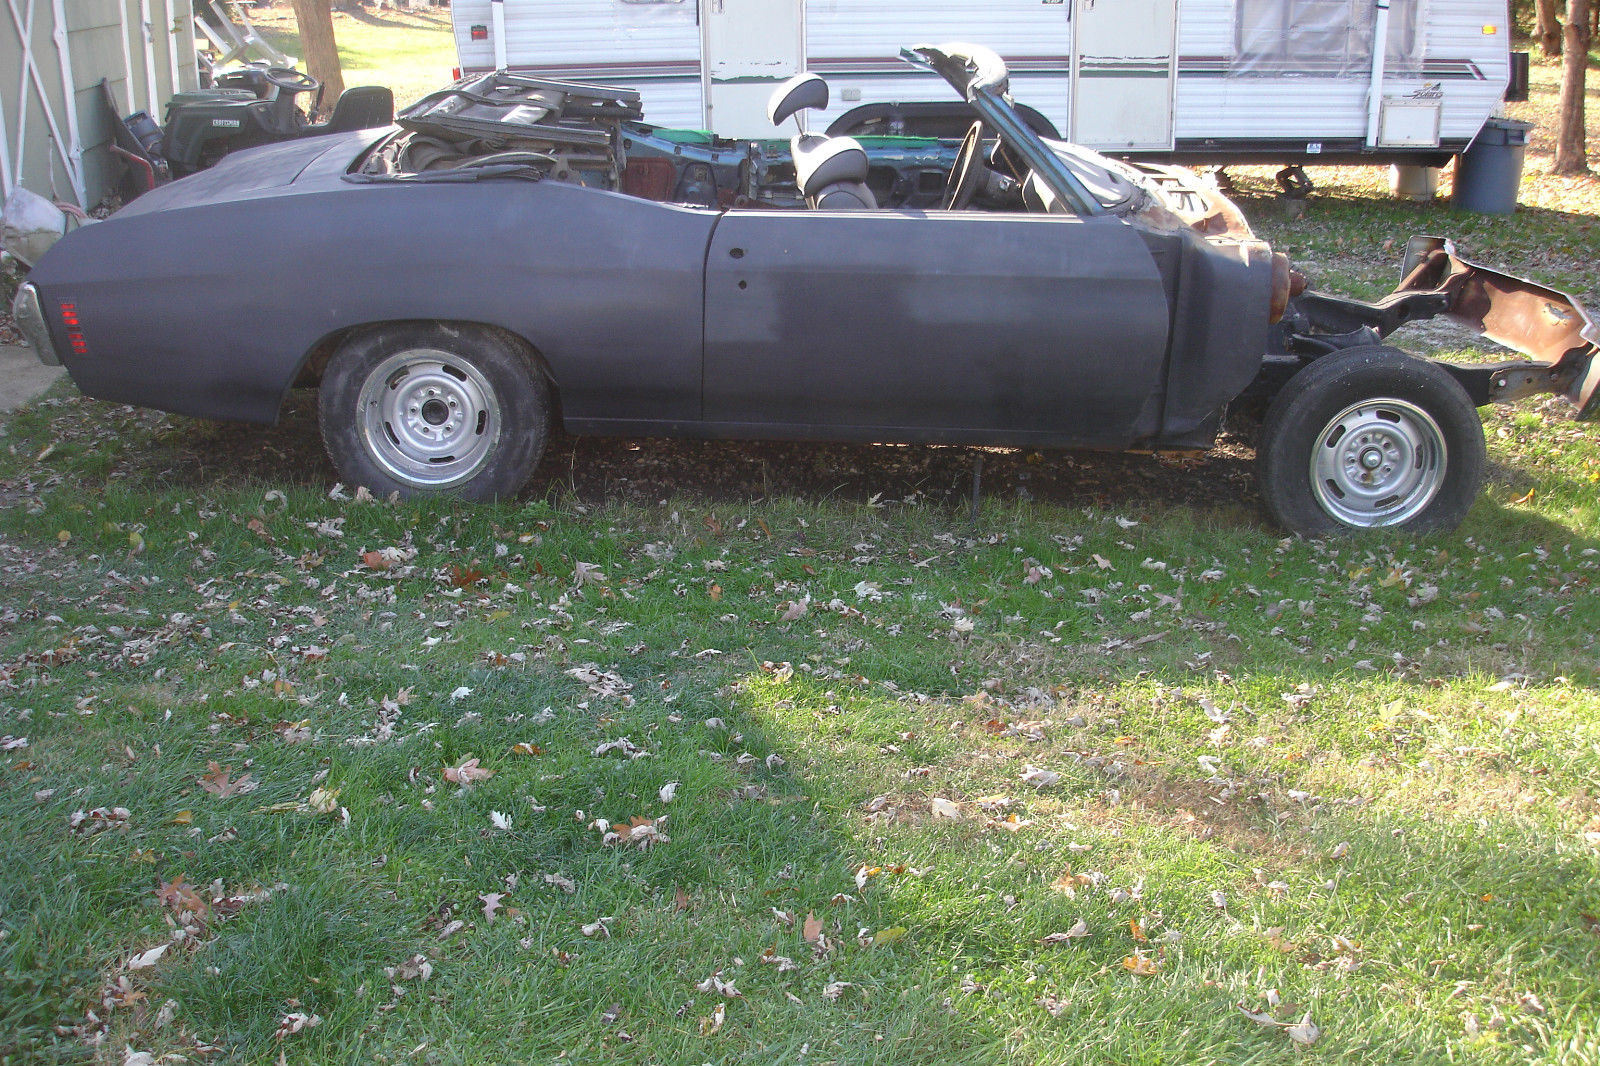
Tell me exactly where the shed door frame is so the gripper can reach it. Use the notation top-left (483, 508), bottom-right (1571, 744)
top-left (699, 0), bottom-right (805, 137)
top-left (1069, 0), bottom-right (1179, 151)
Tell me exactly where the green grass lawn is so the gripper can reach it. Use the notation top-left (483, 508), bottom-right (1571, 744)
top-left (3, 22), bottom-right (1600, 1066)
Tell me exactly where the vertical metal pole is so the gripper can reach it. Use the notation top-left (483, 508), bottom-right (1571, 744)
top-left (1365, 0), bottom-right (1392, 147)
top-left (50, 0), bottom-right (87, 206)
top-left (0, 90), bottom-right (13, 198)
top-left (117, 0), bottom-right (138, 113)
top-left (163, 0), bottom-right (181, 100)
top-left (140, 0), bottom-right (158, 118)
top-left (490, 0), bottom-right (507, 69)
top-left (11, 0), bottom-right (34, 189)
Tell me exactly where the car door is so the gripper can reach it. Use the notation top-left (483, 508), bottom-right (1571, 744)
top-left (701, 209), bottom-right (1174, 447)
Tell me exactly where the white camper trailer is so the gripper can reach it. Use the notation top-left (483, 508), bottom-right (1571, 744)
top-left (452, 0), bottom-right (1514, 167)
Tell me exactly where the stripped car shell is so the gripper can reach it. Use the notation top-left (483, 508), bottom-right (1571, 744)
top-left (10, 42), bottom-right (1597, 535)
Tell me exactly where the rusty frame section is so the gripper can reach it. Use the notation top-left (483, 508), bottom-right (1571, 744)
top-left (1394, 236), bottom-right (1600, 420)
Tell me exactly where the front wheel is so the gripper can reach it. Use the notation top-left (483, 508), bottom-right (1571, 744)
top-left (318, 323), bottom-right (549, 501)
top-left (1256, 346), bottom-right (1485, 536)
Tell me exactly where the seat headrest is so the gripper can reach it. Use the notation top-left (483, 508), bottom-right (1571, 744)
top-left (792, 134), bottom-right (871, 198)
top-left (767, 73), bottom-right (828, 127)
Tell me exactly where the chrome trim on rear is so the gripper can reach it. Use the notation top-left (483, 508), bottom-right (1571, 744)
top-left (11, 283), bottom-right (62, 366)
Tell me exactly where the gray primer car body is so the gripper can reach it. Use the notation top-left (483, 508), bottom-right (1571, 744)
top-left (23, 129), bottom-right (1267, 452)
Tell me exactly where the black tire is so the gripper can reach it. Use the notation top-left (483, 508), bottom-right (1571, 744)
top-left (1256, 345), bottom-right (1485, 536)
top-left (317, 322), bottom-right (549, 501)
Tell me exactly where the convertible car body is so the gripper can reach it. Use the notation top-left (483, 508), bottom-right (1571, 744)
top-left (14, 44), bottom-right (1599, 535)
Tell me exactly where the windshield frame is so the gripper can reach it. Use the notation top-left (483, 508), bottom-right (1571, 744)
top-left (899, 43), bottom-right (1107, 217)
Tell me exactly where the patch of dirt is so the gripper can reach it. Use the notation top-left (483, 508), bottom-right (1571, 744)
top-left (119, 390), bottom-right (1262, 515)
top-left (1085, 775), bottom-right (1305, 863)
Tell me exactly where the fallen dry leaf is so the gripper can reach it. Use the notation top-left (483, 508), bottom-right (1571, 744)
top-left (305, 787), bottom-right (341, 815)
top-left (125, 945), bottom-right (167, 971)
top-left (1041, 919), bottom-right (1091, 944)
top-left (385, 954), bottom-right (432, 982)
top-left (442, 757), bottom-right (494, 787)
top-left (696, 973), bottom-right (742, 998)
top-left (759, 948), bottom-right (799, 972)
top-left (275, 1011), bottom-right (321, 1040)
top-left (1121, 953), bottom-right (1162, 976)
top-left (598, 815), bottom-right (670, 850)
top-left (200, 762), bottom-right (258, 799)
top-left (1021, 765), bottom-right (1061, 788)
top-left (1286, 1012), bottom-right (1321, 1046)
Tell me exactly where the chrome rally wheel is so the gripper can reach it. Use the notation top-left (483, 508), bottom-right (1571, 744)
top-left (1256, 346), bottom-right (1484, 536)
top-left (319, 323), bottom-right (549, 501)
top-left (357, 348), bottom-right (501, 489)
top-left (1308, 398), bottom-right (1447, 528)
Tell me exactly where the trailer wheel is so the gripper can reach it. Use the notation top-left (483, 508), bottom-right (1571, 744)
top-left (318, 323), bottom-right (549, 501)
top-left (1256, 346), bottom-right (1484, 536)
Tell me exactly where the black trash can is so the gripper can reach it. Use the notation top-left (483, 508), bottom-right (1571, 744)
top-left (1452, 117), bottom-right (1533, 215)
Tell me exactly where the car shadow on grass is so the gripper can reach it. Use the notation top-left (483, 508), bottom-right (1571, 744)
top-left (88, 389), bottom-right (1262, 519)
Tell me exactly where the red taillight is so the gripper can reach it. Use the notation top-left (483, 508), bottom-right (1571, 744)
top-left (58, 301), bottom-right (88, 355)
top-left (470, 22), bottom-right (487, 39)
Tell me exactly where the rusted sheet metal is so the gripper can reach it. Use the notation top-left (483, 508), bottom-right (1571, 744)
top-left (1397, 236), bottom-right (1599, 417)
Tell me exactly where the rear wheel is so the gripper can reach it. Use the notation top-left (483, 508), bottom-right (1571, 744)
top-left (1256, 346), bottom-right (1484, 535)
top-left (318, 323), bottom-right (549, 501)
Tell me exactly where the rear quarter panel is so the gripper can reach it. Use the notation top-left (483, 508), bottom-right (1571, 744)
top-left (27, 173), bottom-right (715, 425)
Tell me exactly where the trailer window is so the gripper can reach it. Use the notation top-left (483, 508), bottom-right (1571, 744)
top-left (1232, 0), bottom-right (1426, 77)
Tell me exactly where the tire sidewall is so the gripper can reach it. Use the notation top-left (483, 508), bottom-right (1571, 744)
top-left (1257, 347), bottom-right (1485, 536)
top-left (318, 323), bottom-right (548, 502)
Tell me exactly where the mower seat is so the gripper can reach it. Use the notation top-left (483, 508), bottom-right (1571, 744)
top-left (324, 86), bottom-right (395, 133)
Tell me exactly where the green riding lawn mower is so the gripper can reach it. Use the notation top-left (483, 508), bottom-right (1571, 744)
top-left (101, 63), bottom-right (393, 200)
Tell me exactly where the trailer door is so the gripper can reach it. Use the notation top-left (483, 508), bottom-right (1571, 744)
top-left (1070, 0), bottom-right (1177, 150)
top-left (700, 0), bottom-right (804, 137)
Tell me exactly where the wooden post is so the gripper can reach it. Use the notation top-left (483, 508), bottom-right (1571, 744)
top-left (289, 0), bottom-right (344, 116)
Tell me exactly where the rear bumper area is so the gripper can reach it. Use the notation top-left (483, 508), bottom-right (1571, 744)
top-left (11, 283), bottom-right (62, 367)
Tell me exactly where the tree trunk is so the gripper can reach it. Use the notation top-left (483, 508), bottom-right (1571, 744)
top-left (1554, 0), bottom-right (1592, 174)
top-left (1536, 0), bottom-right (1563, 56)
top-left (290, 0), bottom-right (345, 117)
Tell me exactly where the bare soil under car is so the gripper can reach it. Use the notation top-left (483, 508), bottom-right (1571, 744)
top-left (97, 390), bottom-right (1262, 514)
